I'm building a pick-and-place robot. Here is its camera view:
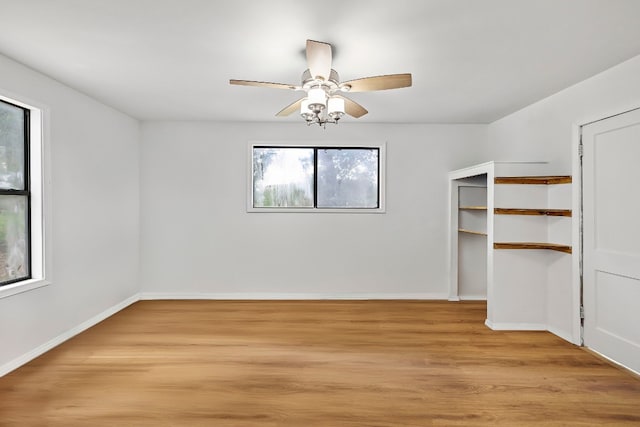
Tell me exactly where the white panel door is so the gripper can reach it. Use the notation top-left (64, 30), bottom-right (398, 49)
top-left (583, 108), bottom-right (640, 374)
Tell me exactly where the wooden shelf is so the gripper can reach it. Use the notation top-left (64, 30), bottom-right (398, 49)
top-left (494, 242), bottom-right (572, 254)
top-left (458, 229), bottom-right (487, 236)
top-left (494, 176), bottom-right (572, 185)
top-left (459, 206), bottom-right (488, 211)
top-left (494, 208), bottom-right (572, 217)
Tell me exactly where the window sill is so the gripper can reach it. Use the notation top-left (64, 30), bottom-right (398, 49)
top-left (247, 207), bottom-right (386, 214)
top-left (0, 278), bottom-right (51, 300)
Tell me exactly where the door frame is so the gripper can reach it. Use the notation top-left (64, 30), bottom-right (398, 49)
top-left (573, 105), bottom-right (640, 347)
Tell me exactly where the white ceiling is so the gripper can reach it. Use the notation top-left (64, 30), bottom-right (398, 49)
top-left (1, 0), bottom-right (640, 123)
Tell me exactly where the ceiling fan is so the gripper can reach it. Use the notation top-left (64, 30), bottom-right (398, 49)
top-left (230, 40), bottom-right (412, 126)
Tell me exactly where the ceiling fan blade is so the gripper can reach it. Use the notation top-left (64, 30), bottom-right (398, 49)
top-left (341, 73), bottom-right (412, 92)
top-left (306, 40), bottom-right (332, 81)
top-left (276, 98), bottom-right (305, 117)
top-left (230, 79), bottom-right (298, 90)
top-left (335, 95), bottom-right (368, 118)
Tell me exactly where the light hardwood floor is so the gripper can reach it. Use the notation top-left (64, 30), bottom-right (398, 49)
top-left (1, 300), bottom-right (639, 426)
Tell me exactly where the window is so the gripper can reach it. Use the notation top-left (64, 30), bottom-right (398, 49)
top-left (0, 99), bottom-right (30, 286)
top-left (0, 93), bottom-right (47, 298)
top-left (250, 143), bottom-right (385, 212)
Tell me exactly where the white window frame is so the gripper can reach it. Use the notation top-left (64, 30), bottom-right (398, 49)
top-left (247, 141), bottom-right (386, 213)
top-left (0, 90), bottom-right (51, 299)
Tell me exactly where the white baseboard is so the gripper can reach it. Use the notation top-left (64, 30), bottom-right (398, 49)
top-left (485, 319), bottom-right (547, 331)
top-left (587, 347), bottom-right (640, 377)
top-left (485, 322), bottom-right (581, 343)
top-left (0, 294), bottom-right (140, 377)
top-left (458, 295), bottom-right (488, 301)
top-left (547, 325), bottom-right (580, 345)
top-left (139, 292), bottom-right (449, 300)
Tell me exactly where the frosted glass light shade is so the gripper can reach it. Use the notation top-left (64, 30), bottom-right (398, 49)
top-left (300, 98), bottom-right (314, 119)
top-left (328, 97), bottom-right (345, 115)
top-left (300, 98), bottom-right (311, 112)
top-left (308, 88), bottom-right (326, 107)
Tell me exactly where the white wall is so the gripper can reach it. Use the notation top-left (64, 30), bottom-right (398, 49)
top-left (140, 122), bottom-right (486, 298)
top-left (487, 54), bottom-right (640, 341)
top-left (0, 54), bottom-right (140, 373)
top-left (488, 54), bottom-right (640, 172)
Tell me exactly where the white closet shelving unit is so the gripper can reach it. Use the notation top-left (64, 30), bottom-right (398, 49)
top-left (448, 161), bottom-right (572, 330)
top-left (450, 174), bottom-right (488, 300)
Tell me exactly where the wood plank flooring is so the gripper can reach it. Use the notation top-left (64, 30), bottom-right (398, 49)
top-left (1, 300), bottom-right (639, 426)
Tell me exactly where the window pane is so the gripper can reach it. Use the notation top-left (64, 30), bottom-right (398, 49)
top-left (0, 195), bottom-right (29, 283)
top-left (0, 101), bottom-right (26, 190)
top-left (317, 148), bottom-right (379, 208)
top-left (253, 148), bottom-right (314, 207)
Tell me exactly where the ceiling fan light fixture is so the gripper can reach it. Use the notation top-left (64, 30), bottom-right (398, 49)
top-left (307, 87), bottom-right (326, 111)
top-left (230, 39), bottom-right (412, 127)
top-left (328, 97), bottom-right (345, 120)
top-left (300, 98), bottom-right (314, 121)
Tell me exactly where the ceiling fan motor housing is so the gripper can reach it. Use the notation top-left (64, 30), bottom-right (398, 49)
top-left (301, 69), bottom-right (342, 94)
